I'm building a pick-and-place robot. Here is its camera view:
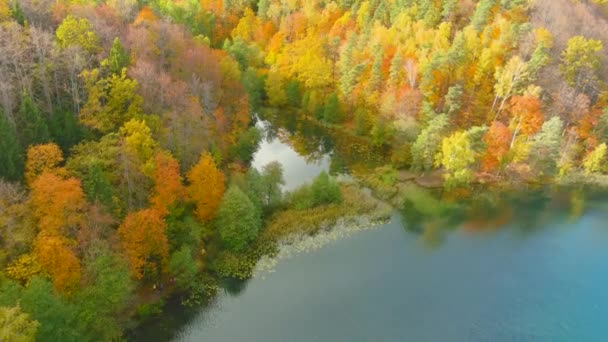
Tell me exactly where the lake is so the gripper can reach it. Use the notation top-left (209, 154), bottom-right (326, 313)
top-left (130, 115), bottom-right (608, 342)
top-left (166, 118), bottom-right (608, 341)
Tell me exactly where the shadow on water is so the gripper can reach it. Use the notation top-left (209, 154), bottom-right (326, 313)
top-left (398, 183), bottom-right (608, 250)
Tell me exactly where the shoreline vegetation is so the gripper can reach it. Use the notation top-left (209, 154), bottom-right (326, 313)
top-left (2, 0), bottom-right (608, 341)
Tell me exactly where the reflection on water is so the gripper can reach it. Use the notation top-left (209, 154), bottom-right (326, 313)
top-left (175, 186), bottom-right (608, 342)
top-left (251, 120), bottom-right (330, 191)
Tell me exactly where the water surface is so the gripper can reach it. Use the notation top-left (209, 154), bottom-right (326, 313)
top-left (149, 116), bottom-right (608, 341)
top-left (176, 197), bottom-right (608, 341)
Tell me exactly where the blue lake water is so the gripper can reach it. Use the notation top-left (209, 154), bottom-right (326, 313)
top-left (175, 198), bottom-right (608, 341)
top-left (140, 116), bottom-right (608, 342)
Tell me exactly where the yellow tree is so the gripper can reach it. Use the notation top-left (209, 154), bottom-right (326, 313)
top-left (187, 152), bottom-right (225, 221)
top-left (25, 144), bottom-right (64, 186)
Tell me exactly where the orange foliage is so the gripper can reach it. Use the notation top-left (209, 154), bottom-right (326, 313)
top-left (187, 152), bottom-right (225, 221)
top-left (150, 152), bottom-right (185, 215)
top-left (117, 208), bottom-right (169, 279)
top-left (25, 143), bottom-right (64, 186)
top-left (482, 121), bottom-right (511, 172)
top-left (30, 172), bottom-right (86, 237)
top-left (34, 235), bottom-right (81, 293)
top-left (509, 95), bottom-right (543, 136)
top-left (134, 6), bottom-right (158, 25)
top-left (201, 0), bottom-right (223, 16)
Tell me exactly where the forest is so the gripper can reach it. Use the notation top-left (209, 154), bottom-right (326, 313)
top-left (1, 0), bottom-right (608, 341)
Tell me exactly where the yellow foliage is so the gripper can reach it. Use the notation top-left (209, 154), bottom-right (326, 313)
top-left (25, 144), bottom-right (64, 186)
top-left (5, 254), bottom-right (42, 284)
top-left (187, 152), bottom-right (225, 221)
top-left (0, 0), bottom-right (10, 22)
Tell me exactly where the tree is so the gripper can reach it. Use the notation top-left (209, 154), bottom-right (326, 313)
top-left (0, 305), bottom-right (39, 342)
top-left (412, 114), bottom-right (449, 171)
top-left (470, 0), bottom-right (496, 32)
top-left (560, 36), bottom-right (603, 94)
top-left (33, 235), bottom-right (81, 294)
top-left (187, 152), bottom-right (225, 221)
top-left (530, 116), bottom-right (564, 175)
top-left (260, 161), bottom-right (284, 210)
top-left (0, 111), bottom-right (23, 181)
top-left (482, 121), bottom-right (511, 172)
top-left (80, 69), bottom-right (144, 133)
top-left (55, 15), bottom-right (99, 54)
top-left (168, 246), bottom-right (198, 290)
top-left (508, 94), bottom-right (544, 148)
top-left (435, 131), bottom-right (476, 189)
top-left (17, 93), bottom-right (50, 149)
top-left (265, 69), bottom-right (287, 107)
top-left (117, 208), bottom-right (169, 280)
top-left (583, 143), bottom-right (607, 175)
top-left (492, 56), bottom-right (529, 117)
top-left (82, 163), bottom-right (113, 207)
top-left (74, 246), bottom-right (133, 341)
top-left (311, 171), bottom-right (342, 206)
top-left (323, 93), bottom-right (342, 124)
top-left (30, 172), bottom-right (86, 236)
top-left (106, 37), bottom-right (129, 75)
top-left (216, 185), bottom-right (260, 252)
top-left (150, 152), bottom-right (185, 215)
top-left (24, 143), bottom-right (63, 186)
top-left (5, 254), bottom-right (42, 285)
top-left (18, 277), bottom-right (78, 342)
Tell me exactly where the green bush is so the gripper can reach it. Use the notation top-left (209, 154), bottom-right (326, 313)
top-left (288, 172), bottom-right (342, 210)
top-left (216, 186), bottom-right (261, 251)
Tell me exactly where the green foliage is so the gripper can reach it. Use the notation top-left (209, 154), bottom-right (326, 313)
top-left (74, 246), bottom-right (134, 341)
top-left (80, 69), bottom-right (144, 133)
top-left (471, 0), bottom-right (496, 32)
top-left (0, 305), bottom-right (39, 342)
top-left (136, 300), bottom-right (164, 320)
top-left (48, 109), bottom-right (86, 154)
top-left (323, 93), bottom-right (342, 124)
top-left (285, 80), bottom-right (302, 107)
top-left (19, 277), bottom-right (79, 342)
top-left (411, 114), bottom-right (449, 171)
top-left (106, 38), bottom-right (130, 75)
top-left (230, 126), bottom-right (261, 163)
top-left (371, 119), bottom-right (396, 147)
top-left (242, 67), bottom-right (265, 111)
top-left (17, 93), bottom-right (50, 149)
top-left (530, 117), bottom-right (564, 176)
top-left (82, 163), bottom-right (113, 207)
top-left (169, 246), bottom-right (198, 290)
top-left (560, 36), bottom-right (604, 93)
top-left (0, 111), bottom-right (23, 181)
top-left (166, 211), bottom-right (205, 252)
top-left (216, 185), bottom-right (261, 252)
top-left (354, 107), bottom-right (372, 136)
top-left (311, 171), bottom-right (342, 206)
top-left (288, 172), bottom-right (342, 210)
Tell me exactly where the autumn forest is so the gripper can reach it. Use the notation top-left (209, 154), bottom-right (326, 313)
top-left (2, 0), bottom-right (608, 341)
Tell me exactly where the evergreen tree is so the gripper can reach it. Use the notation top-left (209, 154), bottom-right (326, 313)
top-left (107, 37), bottom-right (130, 75)
top-left (18, 93), bottom-right (50, 149)
top-left (323, 93), bottom-right (342, 124)
top-left (83, 163), bottom-right (113, 207)
top-left (0, 111), bottom-right (23, 181)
